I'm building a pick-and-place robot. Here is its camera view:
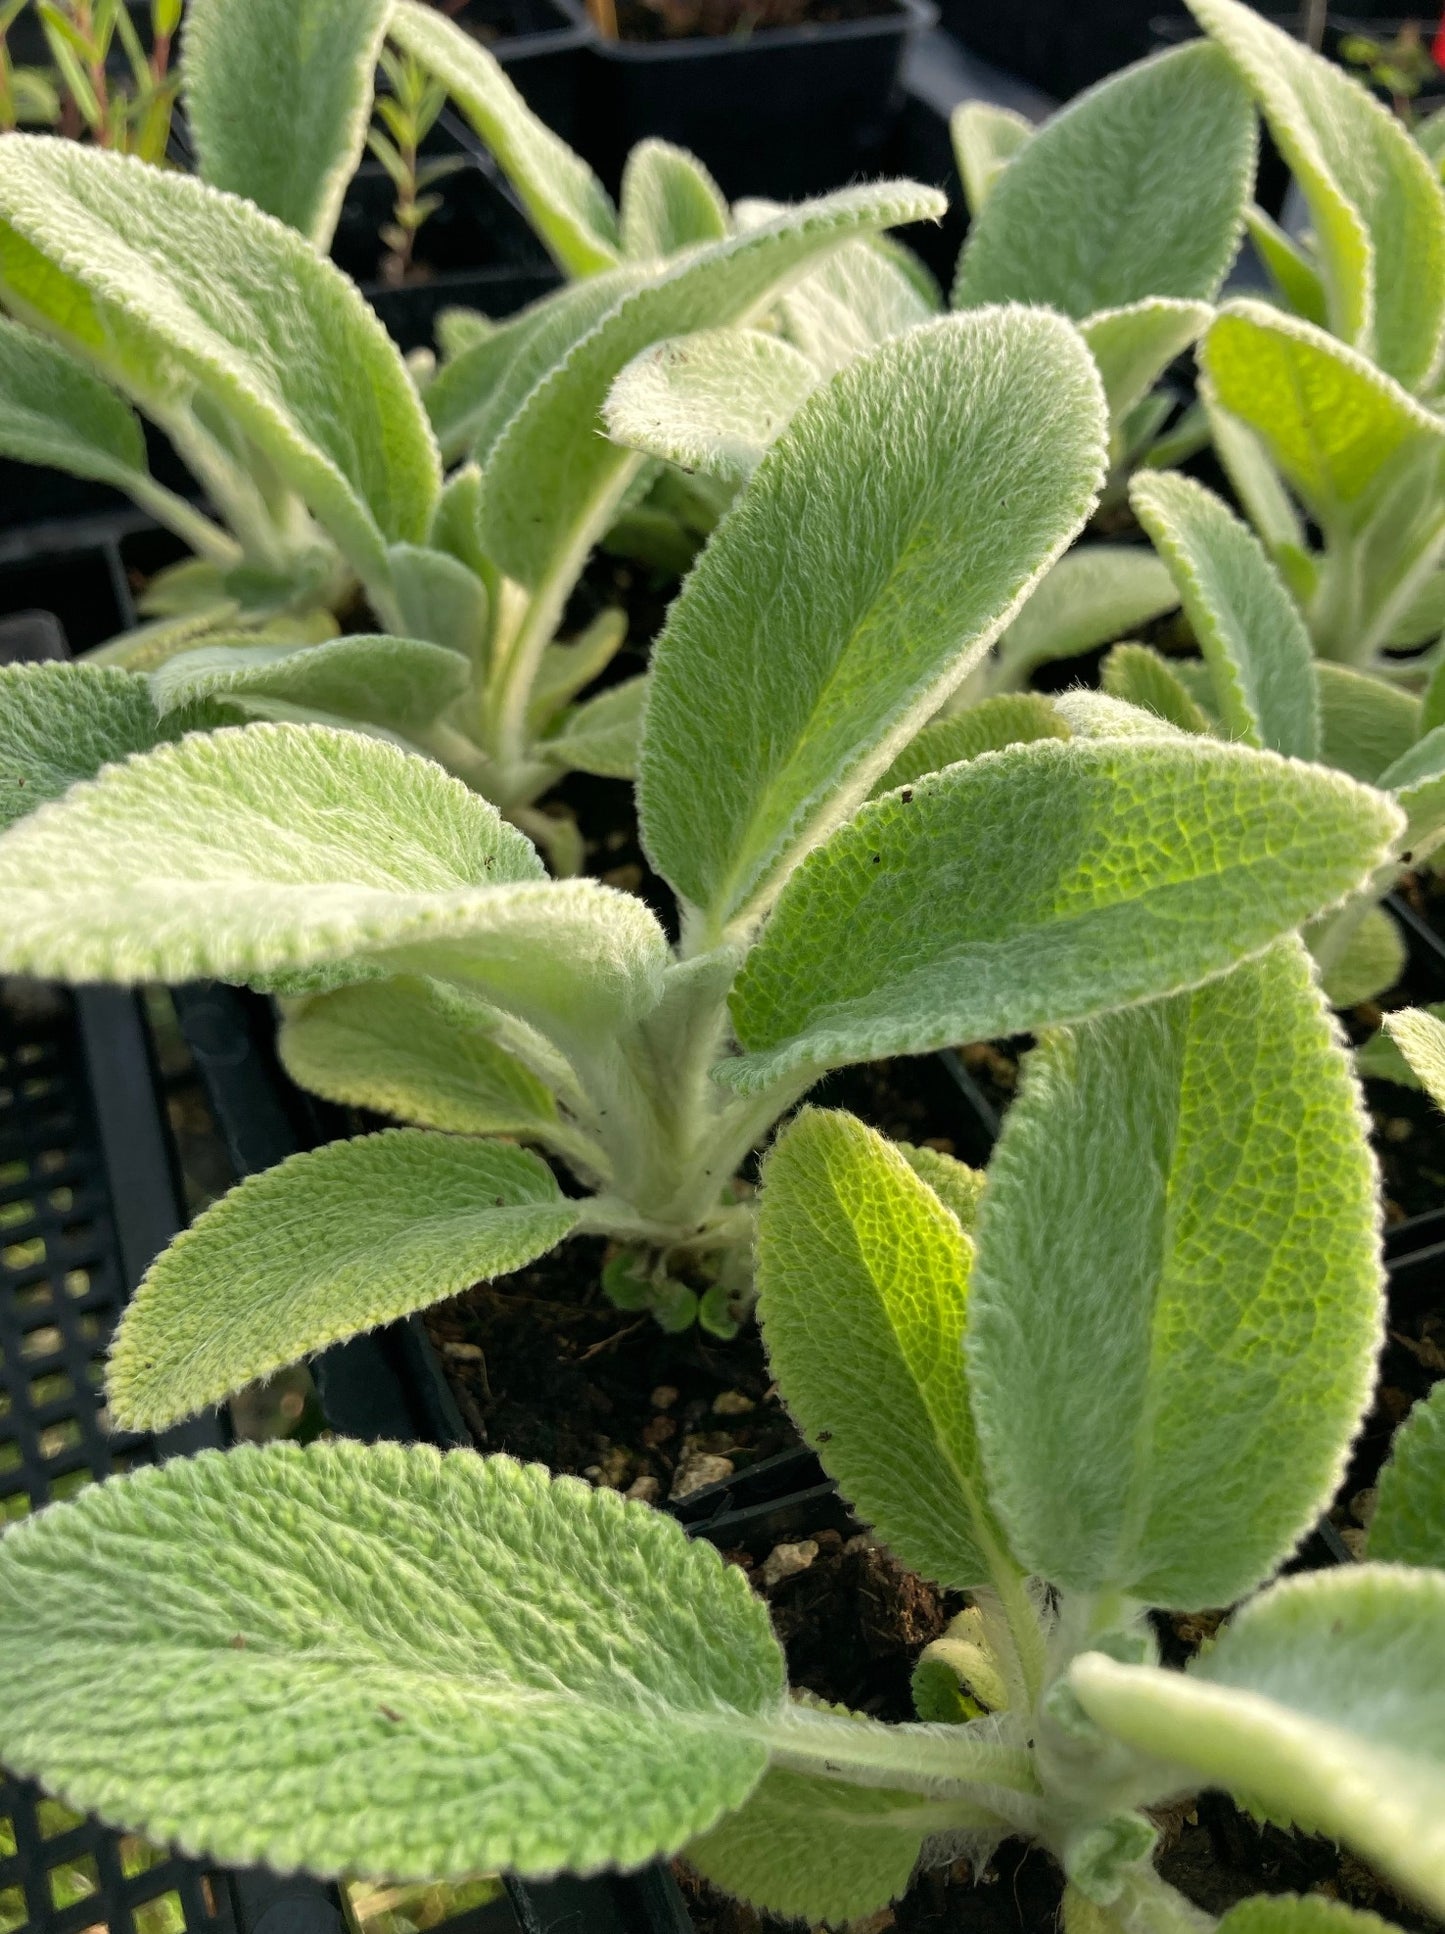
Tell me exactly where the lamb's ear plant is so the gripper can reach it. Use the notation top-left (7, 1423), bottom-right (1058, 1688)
top-left (2, 940), bottom-right (1442, 1933)
top-left (0, 309), bottom-right (1408, 1391)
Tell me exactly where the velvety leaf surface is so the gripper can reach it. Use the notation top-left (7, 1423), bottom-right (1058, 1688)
top-left (479, 180), bottom-right (945, 594)
top-left (1369, 1378), bottom-right (1445, 1568)
top-left (758, 1110), bottom-right (1005, 1590)
top-left (1079, 299), bottom-right (1211, 429)
top-left (1100, 645), bottom-right (1212, 735)
top-left (0, 724), bottom-right (670, 1046)
top-left (993, 547), bottom-right (1179, 687)
top-left (1313, 902), bottom-right (1406, 1009)
top-left (388, 1), bottom-right (620, 274)
top-left (870, 694), bottom-right (1070, 798)
top-left (149, 635), bottom-right (471, 734)
top-left (1381, 1008), bottom-right (1445, 1115)
top-left (603, 328), bottom-right (819, 483)
top-left (775, 239), bottom-right (939, 377)
top-left (1188, 0), bottom-right (1445, 387)
top-left (619, 139), bottom-right (728, 258)
top-left (1219, 1899), bottom-right (1404, 1934)
top-left (1317, 664), bottom-right (1421, 781)
top-left (278, 977), bottom-right (561, 1138)
top-left (1377, 724), bottom-right (1445, 855)
top-left (0, 137), bottom-right (441, 581)
top-left (641, 309), bottom-right (1106, 933)
top-left (894, 1142), bottom-right (986, 1231)
top-left (967, 942), bottom-right (1381, 1607)
top-left (184, 0), bottom-right (390, 246)
top-left (0, 663), bottom-right (161, 830)
top-left (1246, 205), bottom-right (1329, 328)
top-left (1131, 471), bottom-right (1319, 758)
top-left (0, 315), bottom-right (151, 491)
top-left (724, 738), bottom-right (1400, 1092)
top-left (952, 42), bottom-right (1253, 317)
top-left (110, 1130), bottom-right (578, 1427)
top-left (1200, 304), bottom-right (1445, 534)
top-left (950, 100), bottom-right (1033, 216)
top-left (1072, 1566), bottom-right (1445, 1918)
top-left (0, 1440), bottom-right (785, 1877)
top-left (540, 675), bottom-right (646, 779)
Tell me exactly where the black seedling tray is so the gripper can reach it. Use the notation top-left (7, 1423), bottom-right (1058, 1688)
top-left (432, 0), bottom-right (593, 139)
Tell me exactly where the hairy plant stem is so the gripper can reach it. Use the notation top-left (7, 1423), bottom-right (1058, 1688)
top-left (762, 1701), bottom-right (1042, 1815)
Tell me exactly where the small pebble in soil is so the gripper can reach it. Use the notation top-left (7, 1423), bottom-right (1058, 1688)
top-left (712, 1389), bottom-right (755, 1416)
top-left (625, 1474), bottom-right (661, 1502)
top-left (441, 1341), bottom-right (484, 1361)
top-left (670, 1450), bottom-right (734, 1499)
top-left (650, 1384), bottom-right (679, 1410)
top-left (759, 1540), bottom-right (818, 1590)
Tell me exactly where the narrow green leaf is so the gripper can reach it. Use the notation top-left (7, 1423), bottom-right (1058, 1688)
top-left (640, 308), bottom-right (1106, 934)
top-left (870, 694), bottom-right (1071, 798)
top-left (0, 137), bottom-right (441, 584)
top-left (0, 724), bottom-right (670, 1050)
top-left (1381, 1007), bottom-right (1445, 1115)
top-left (1079, 300), bottom-right (1211, 431)
top-left (388, 0), bottom-right (620, 275)
top-left (1201, 302), bottom-right (1445, 536)
top-left (758, 1109), bottom-right (1004, 1590)
top-left (386, 544), bottom-right (489, 661)
top-left (183, 0), bottom-right (390, 248)
top-left (149, 634), bottom-right (470, 734)
top-left (968, 942), bottom-right (1381, 1607)
top-left (479, 180), bottom-right (946, 596)
top-left (1131, 471), bottom-right (1319, 759)
top-left (1100, 644), bottom-right (1212, 735)
top-left (685, 1761), bottom-right (956, 1927)
top-left (619, 138), bottom-right (728, 259)
top-left (724, 737), bottom-right (1402, 1093)
top-left (1369, 1378), bottom-right (1445, 1568)
top-left (775, 238), bottom-right (939, 378)
top-left (111, 1130), bottom-right (577, 1428)
top-left (1356, 1005), bottom-right (1445, 1089)
top-left (0, 1440), bottom-right (785, 1877)
top-left (0, 663), bottom-right (163, 830)
top-left (950, 100), bottom-right (1033, 216)
top-left (603, 328), bottom-right (819, 484)
top-left (1187, 0), bottom-right (1445, 388)
top-left (1072, 1566), bottom-right (1445, 1919)
top-left (993, 547), bottom-right (1179, 688)
top-left (1318, 664), bottom-right (1421, 782)
top-left (540, 674), bottom-right (646, 779)
top-left (1378, 724), bottom-right (1445, 855)
top-left (952, 42), bottom-right (1254, 317)
top-left (1219, 1898), bottom-right (1405, 1934)
top-left (0, 313), bottom-right (151, 491)
top-left (1205, 396), bottom-right (1306, 559)
top-left (1244, 205), bottom-right (1329, 328)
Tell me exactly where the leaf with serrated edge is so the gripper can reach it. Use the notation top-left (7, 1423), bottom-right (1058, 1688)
top-left (1318, 664), bottom-right (1421, 782)
top-left (478, 179), bottom-right (946, 594)
top-left (724, 738), bottom-right (1401, 1094)
top-left (1219, 1898), bottom-right (1404, 1934)
top-left (603, 329), bottom-right (819, 484)
top-left (993, 547), bottom-right (1179, 687)
top-left (1187, 0), bottom-right (1445, 388)
top-left (1200, 304), bottom-right (1445, 535)
top-left (1369, 1378), bottom-right (1445, 1568)
top-left (540, 675), bottom-right (646, 779)
top-left (619, 139), bottom-right (728, 259)
top-left (149, 635), bottom-right (471, 735)
top-left (952, 42), bottom-right (1253, 317)
top-left (0, 724), bottom-right (670, 1053)
top-left (0, 137), bottom-right (440, 585)
top-left (0, 314), bottom-right (152, 491)
top-left (1381, 1008), bottom-right (1445, 1115)
top-left (1131, 471), bottom-right (1319, 759)
top-left (110, 1130), bottom-right (578, 1427)
top-left (1071, 1567), bottom-right (1445, 1918)
top-left (1080, 300), bottom-right (1211, 431)
top-left (1100, 645), bottom-right (1212, 735)
top-left (758, 1109), bottom-right (1008, 1590)
top-left (0, 1440), bottom-right (785, 1878)
top-left (641, 309), bottom-right (1107, 935)
top-left (278, 977), bottom-right (561, 1139)
top-left (388, 1), bottom-right (620, 276)
top-left (0, 663), bottom-right (160, 831)
top-left (967, 942), bottom-right (1381, 1606)
top-left (951, 100), bottom-right (1033, 217)
top-left (685, 1762), bottom-right (959, 1926)
top-left (870, 695), bottom-right (1070, 799)
top-left (776, 239), bottom-right (939, 378)
top-left (183, 0), bottom-right (390, 248)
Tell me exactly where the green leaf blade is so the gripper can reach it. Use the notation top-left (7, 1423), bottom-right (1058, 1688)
top-left (1380, 1007), bottom-right (1445, 1115)
top-left (725, 738), bottom-right (1402, 1093)
top-left (0, 1441), bottom-right (785, 1878)
top-left (619, 138), bottom-right (729, 259)
top-left (149, 634), bottom-right (471, 735)
top-left (0, 313), bottom-right (149, 491)
top-left (109, 1129), bottom-right (578, 1428)
top-left (952, 42), bottom-right (1254, 318)
top-left (603, 327), bottom-right (819, 484)
top-left (968, 941), bottom-right (1382, 1607)
top-left (640, 308), bottom-right (1107, 933)
top-left (0, 662), bottom-right (160, 830)
top-left (1369, 1378), bottom-right (1445, 1568)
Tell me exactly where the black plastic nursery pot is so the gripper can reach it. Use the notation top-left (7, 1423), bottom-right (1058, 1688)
top-left (558, 0), bottom-right (938, 199)
top-left (425, 0), bottom-right (594, 139)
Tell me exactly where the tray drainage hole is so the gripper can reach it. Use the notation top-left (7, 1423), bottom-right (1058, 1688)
top-left (39, 1419), bottom-right (82, 1460)
top-left (20, 1078), bottom-right (56, 1102)
top-left (0, 1159), bottom-right (23, 1187)
top-left (20, 1326), bottom-right (63, 1363)
top-left (14, 1283), bottom-right (51, 1316)
top-left (47, 1851), bottom-right (100, 1911)
top-left (0, 1198), bottom-right (34, 1231)
top-left (46, 1188), bottom-right (74, 1214)
top-left (64, 1268), bottom-right (90, 1300)
top-left (37, 1150), bottom-right (67, 1176)
top-left (0, 1441), bottom-right (19, 1476)
top-left (27, 1370), bottom-right (74, 1406)
top-left (36, 1800), bottom-right (85, 1840)
top-left (2, 1237), bottom-right (45, 1271)
top-left (134, 1887), bottom-right (189, 1934)
top-left (0, 1882), bottom-right (23, 1934)
top-left (48, 1469), bottom-right (95, 1503)
top-left (0, 1494), bottom-right (30, 1526)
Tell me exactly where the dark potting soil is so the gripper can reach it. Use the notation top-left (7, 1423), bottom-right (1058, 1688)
top-left (611, 0), bottom-right (897, 39)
